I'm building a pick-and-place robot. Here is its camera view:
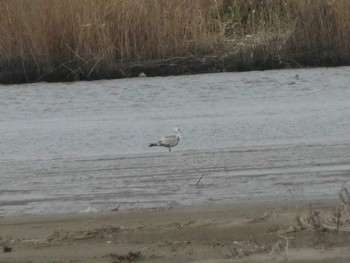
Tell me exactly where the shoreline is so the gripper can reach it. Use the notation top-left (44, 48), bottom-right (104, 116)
top-left (2, 52), bottom-right (346, 85)
top-left (0, 52), bottom-right (289, 84)
top-left (2, 198), bottom-right (350, 262)
top-left (0, 196), bottom-right (340, 218)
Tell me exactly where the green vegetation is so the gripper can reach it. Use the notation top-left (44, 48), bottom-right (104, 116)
top-left (1, 0), bottom-right (350, 84)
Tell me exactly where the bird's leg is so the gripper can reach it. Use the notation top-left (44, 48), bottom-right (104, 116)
top-left (169, 148), bottom-right (171, 152)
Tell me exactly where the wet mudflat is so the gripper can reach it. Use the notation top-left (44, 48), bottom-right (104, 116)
top-left (1, 67), bottom-right (350, 215)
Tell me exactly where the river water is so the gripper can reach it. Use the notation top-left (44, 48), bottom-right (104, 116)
top-left (1, 67), bottom-right (350, 215)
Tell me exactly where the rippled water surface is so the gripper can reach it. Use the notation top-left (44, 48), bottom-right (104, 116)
top-left (1, 67), bottom-right (350, 215)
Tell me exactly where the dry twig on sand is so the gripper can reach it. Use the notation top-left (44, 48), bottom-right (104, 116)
top-left (294, 187), bottom-right (350, 234)
top-left (339, 187), bottom-right (350, 220)
top-left (248, 212), bottom-right (271, 223)
top-left (269, 234), bottom-right (290, 261)
top-left (195, 173), bottom-right (206, 186)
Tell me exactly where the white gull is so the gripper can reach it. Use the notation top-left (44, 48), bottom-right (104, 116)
top-left (149, 127), bottom-right (182, 152)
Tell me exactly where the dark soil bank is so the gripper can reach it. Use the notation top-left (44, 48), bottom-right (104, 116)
top-left (2, 50), bottom-right (348, 84)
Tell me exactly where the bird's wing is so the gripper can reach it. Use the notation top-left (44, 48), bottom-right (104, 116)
top-left (159, 132), bottom-right (179, 147)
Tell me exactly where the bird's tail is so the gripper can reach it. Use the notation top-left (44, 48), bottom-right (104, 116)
top-left (149, 142), bottom-right (159, 147)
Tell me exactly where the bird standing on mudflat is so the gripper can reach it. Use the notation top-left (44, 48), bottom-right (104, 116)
top-left (149, 127), bottom-right (182, 152)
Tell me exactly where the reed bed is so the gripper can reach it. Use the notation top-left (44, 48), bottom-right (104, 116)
top-left (1, 0), bottom-right (350, 83)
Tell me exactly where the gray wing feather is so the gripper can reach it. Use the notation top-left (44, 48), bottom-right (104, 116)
top-left (159, 133), bottom-right (179, 147)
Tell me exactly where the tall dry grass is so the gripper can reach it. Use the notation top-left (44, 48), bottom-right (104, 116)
top-left (222, 0), bottom-right (350, 66)
top-left (0, 0), bottom-right (224, 82)
top-left (287, 0), bottom-right (350, 65)
top-left (1, 0), bottom-right (350, 83)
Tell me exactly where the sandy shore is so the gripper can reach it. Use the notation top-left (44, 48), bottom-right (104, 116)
top-left (2, 200), bottom-right (350, 263)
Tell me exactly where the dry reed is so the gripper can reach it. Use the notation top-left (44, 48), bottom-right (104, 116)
top-left (0, 0), bottom-right (224, 82)
top-left (1, 0), bottom-right (350, 83)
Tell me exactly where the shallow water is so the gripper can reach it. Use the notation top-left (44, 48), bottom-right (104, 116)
top-left (1, 67), bottom-right (350, 215)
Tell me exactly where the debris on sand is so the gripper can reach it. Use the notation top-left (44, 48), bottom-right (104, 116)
top-left (248, 211), bottom-right (272, 223)
top-left (294, 187), bottom-right (350, 234)
top-left (3, 244), bottom-right (12, 253)
top-left (107, 251), bottom-right (141, 263)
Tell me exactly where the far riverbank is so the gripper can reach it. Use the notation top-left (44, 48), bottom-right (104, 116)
top-left (1, 0), bottom-right (350, 84)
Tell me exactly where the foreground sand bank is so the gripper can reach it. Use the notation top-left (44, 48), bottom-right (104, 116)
top-left (2, 200), bottom-right (350, 263)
